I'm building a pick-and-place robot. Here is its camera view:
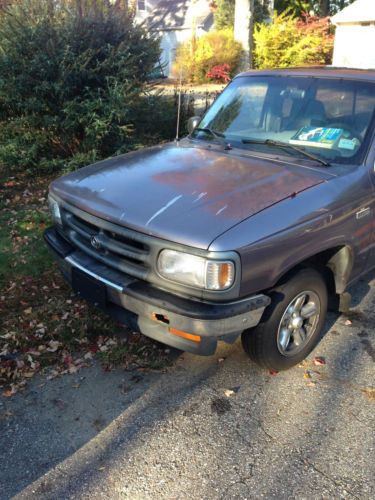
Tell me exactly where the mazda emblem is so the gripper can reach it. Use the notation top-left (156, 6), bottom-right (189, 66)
top-left (90, 235), bottom-right (101, 249)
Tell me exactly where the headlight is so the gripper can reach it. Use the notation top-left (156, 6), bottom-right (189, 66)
top-left (48, 194), bottom-right (62, 225)
top-left (157, 249), bottom-right (235, 290)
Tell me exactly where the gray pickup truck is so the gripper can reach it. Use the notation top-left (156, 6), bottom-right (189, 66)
top-left (45, 67), bottom-right (375, 370)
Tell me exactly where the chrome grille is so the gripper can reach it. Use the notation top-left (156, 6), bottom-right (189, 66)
top-left (60, 207), bottom-right (151, 280)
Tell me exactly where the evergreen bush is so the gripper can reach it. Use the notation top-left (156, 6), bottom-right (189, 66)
top-left (0, 0), bottom-right (167, 173)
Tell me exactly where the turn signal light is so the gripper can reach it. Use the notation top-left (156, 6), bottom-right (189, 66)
top-left (169, 328), bottom-right (201, 343)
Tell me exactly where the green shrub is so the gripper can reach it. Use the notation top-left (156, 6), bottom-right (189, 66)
top-left (214, 0), bottom-right (269, 28)
top-left (253, 11), bottom-right (334, 69)
top-left (0, 0), bottom-right (164, 173)
top-left (214, 0), bottom-right (235, 30)
top-left (173, 29), bottom-right (242, 83)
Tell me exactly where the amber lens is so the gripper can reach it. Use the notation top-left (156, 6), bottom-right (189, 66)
top-left (169, 328), bottom-right (201, 343)
top-left (219, 263), bottom-right (230, 289)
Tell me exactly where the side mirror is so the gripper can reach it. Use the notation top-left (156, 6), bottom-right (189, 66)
top-left (187, 116), bottom-right (201, 135)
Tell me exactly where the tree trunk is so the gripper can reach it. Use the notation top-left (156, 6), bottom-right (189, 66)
top-left (234, 0), bottom-right (255, 70)
top-left (319, 0), bottom-right (330, 17)
top-left (76, 0), bottom-right (83, 19)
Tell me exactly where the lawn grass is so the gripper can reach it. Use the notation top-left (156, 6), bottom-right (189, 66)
top-left (0, 171), bottom-right (172, 396)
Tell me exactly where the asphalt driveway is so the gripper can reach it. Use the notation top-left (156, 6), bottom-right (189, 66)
top-left (1, 271), bottom-right (374, 499)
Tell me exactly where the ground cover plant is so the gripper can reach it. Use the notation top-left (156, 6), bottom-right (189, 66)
top-left (0, 173), bottom-right (173, 397)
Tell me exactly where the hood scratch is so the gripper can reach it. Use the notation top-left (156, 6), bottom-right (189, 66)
top-left (215, 205), bottom-right (228, 216)
top-left (193, 192), bottom-right (207, 203)
top-left (146, 195), bottom-right (183, 227)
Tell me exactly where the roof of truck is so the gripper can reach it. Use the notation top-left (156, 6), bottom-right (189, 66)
top-left (237, 67), bottom-right (375, 81)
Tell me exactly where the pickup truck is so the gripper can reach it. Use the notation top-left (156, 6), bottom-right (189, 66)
top-left (45, 67), bottom-right (375, 371)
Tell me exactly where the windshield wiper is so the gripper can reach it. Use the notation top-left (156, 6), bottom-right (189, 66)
top-left (194, 127), bottom-right (232, 150)
top-left (241, 138), bottom-right (330, 167)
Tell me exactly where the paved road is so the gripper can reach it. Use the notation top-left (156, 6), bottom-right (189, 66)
top-left (1, 272), bottom-right (374, 499)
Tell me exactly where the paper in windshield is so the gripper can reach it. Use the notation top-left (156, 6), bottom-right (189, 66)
top-left (290, 127), bottom-right (343, 149)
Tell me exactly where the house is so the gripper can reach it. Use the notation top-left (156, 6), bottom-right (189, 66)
top-left (142, 0), bottom-right (214, 77)
top-left (134, 0), bottom-right (160, 23)
top-left (331, 0), bottom-right (375, 69)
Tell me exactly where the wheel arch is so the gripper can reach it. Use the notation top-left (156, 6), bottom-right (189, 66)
top-left (274, 245), bottom-right (354, 295)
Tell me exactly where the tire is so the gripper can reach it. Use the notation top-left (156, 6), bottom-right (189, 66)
top-left (241, 268), bottom-right (328, 371)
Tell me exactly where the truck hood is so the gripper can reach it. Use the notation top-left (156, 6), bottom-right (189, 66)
top-left (51, 142), bottom-right (326, 249)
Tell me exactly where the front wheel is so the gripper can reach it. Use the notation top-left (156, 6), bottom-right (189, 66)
top-left (241, 268), bottom-right (328, 371)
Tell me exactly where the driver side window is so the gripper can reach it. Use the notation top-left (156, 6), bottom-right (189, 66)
top-left (316, 86), bottom-right (375, 138)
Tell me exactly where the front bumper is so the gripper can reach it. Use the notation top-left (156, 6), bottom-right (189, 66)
top-left (44, 227), bottom-right (270, 355)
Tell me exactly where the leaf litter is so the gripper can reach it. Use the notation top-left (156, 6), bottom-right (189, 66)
top-left (0, 174), bottom-right (172, 397)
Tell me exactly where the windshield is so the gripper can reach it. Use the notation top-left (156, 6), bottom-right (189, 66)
top-left (192, 75), bottom-right (375, 164)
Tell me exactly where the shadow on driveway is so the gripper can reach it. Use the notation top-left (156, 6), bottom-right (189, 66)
top-left (1, 271), bottom-right (374, 499)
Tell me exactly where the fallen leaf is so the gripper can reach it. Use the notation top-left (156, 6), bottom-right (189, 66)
top-left (224, 389), bottom-right (235, 397)
top-left (46, 340), bottom-right (60, 352)
top-left (24, 307), bottom-right (32, 315)
top-left (313, 356), bottom-right (326, 366)
top-left (361, 387), bottom-right (375, 402)
top-left (2, 389), bottom-right (15, 397)
top-left (269, 369), bottom-right (278, 376)
top-left (298, 360), bottom-right (309, 368)
top-left (47, 370), bottom-right (60, 380)
top-left (344, 319), bottom-right (352, 326)
top-left (63, 355), bottom-right (73, 366)
top-left (303, 371), bottom-right (312, 379)
top-left (218, 357), bottom-right (225, 363)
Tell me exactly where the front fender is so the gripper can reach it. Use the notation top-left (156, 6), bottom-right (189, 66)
top-left (209, 168), bottom-right (371, 296)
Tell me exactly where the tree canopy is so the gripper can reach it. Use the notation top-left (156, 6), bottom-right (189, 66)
top-left (274, 0), bottom-right (357, 17)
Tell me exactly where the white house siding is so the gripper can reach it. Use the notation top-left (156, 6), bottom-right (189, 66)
top-left (333, 23), bottom-right (375, 69)
top-left (159, 32), bottom-right (178, 76)
top-left (134, 0), bottom-right (160, 24)
top-left (159, 27), bottom-right (208, 77)
top-left (147, 0), bottom-right (214, 77)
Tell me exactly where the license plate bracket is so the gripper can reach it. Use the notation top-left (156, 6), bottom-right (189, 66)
top-left (72, 268), bottom-right (107, 309)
